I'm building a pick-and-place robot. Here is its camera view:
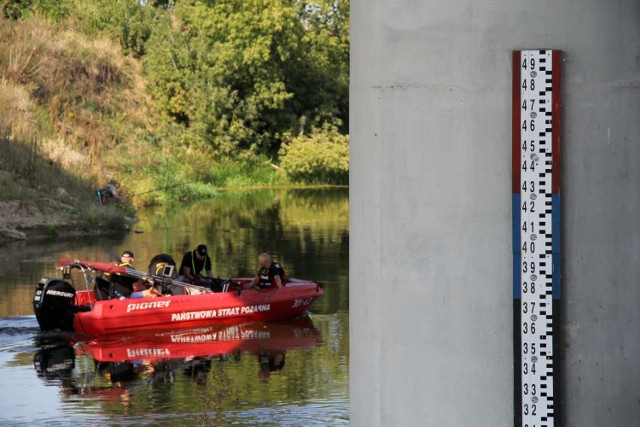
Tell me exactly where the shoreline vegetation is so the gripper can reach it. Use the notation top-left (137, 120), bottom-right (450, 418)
top-left (0, 1), bottom-right (349, 242)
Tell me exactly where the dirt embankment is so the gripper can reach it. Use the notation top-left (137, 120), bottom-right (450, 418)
top-left (0, 197), bottom-right (132, 244)
top-left (0, 199), bottom-right (82, 242)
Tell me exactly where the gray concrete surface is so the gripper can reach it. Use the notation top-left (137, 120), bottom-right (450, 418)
top-left (350, 1), bottom-right (640, 426)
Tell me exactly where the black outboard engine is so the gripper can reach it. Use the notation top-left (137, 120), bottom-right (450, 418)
top-left (33, 278), bottom-right (76, 332)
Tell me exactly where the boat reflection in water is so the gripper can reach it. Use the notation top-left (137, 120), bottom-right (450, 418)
top-left (33, 316), bottom-right (322, 407)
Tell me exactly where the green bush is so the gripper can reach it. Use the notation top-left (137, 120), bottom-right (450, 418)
top-left (279, 128), bottom-right (349, 185)
top-left (168, 182), bottom-right (218, 202)
top-left (206, 158), bottom-right (281, 188)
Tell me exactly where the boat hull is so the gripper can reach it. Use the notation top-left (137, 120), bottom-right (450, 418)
top-left (72, 281), bottom-right (323, 335)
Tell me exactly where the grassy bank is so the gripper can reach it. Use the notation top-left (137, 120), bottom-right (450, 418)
top-left (0, 15), bottom-right (143, 238)
top-left (126, 157), bottom-right (284, 206)
top-left (0, 132), bottom-right (132, 241)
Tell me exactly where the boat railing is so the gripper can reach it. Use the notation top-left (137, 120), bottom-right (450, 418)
top-left (60, 261), bottom-right (97, 308)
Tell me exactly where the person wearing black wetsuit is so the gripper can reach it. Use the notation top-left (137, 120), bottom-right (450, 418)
top-left (179, 244), bottom-right (213, 284)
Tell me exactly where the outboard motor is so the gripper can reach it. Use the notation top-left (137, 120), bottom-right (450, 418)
top-left (33, 278), bottom-right (76, 332)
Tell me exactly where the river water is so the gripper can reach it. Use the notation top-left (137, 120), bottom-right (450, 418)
top-left (0, 188), bottom-right (349, 426)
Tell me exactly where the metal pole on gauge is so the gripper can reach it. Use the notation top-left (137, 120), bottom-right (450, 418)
top-left (512, 49), bottom-right (562, 427)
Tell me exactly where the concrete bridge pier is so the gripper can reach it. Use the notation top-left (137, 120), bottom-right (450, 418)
top-left (350, 1), bottom-right (640, 425)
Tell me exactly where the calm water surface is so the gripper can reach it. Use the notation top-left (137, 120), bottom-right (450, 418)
top-left (0, 188), bottom-right (349, 426)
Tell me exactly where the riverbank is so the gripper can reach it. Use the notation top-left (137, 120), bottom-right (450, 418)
top-left (0, 199), bottom-right (131, 244)
top-left (0, 181), bottom-right (348, 244)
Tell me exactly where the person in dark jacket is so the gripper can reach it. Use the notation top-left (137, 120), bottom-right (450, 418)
top-left (246, 253), bottom-right (286, 290)
top-left (179, 244), bottom-right (213, 284)
top-left (101, 251), bottom-right (160, 299)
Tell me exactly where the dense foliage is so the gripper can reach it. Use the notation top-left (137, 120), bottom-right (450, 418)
top-left (279, 125), bottom-right (348, 184)
top-left (0, 0), bottom-right (349, 199)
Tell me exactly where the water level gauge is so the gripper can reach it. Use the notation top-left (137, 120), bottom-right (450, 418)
top-left (512, 49), bottom-right (562, 427)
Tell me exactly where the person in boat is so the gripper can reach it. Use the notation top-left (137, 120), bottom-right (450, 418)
top-left (96, 250), bottom-right (160, 299)
top-left (148, 253), bottom-right (187, 296)
top-left (149, 253), bottom-right (178, 277)
top-left (246, 253), bottom-right (286, 290)
top-left (95, 250), bottom-right (134, 299)
top-left (179, 244), bottom-right (213, 284)
top-left (129, 281), bottom-right (161, 299)
top-left (119, 250), bottom-right (135, 268)
top-left (117, 250), bottom-right (161, 298)
top-left (113, 250), bottom-right (140, 295)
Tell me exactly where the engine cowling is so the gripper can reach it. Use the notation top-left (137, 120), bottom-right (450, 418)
top-left (33, 278), bottom-right (76, 332)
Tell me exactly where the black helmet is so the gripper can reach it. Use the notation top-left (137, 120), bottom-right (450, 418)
top-left (148, 254), bottom-right (177, 277)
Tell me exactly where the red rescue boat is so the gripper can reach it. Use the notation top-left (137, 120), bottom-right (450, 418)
top-left (32, 259), bottom-right (323, 336)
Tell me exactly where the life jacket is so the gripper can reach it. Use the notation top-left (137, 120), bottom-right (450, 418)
top-left (186, 250), bottom-right (209, 276)
top-left (108, 262), bottom-right (137, 298)
top-left (256, 262), bottom-right (287, 288)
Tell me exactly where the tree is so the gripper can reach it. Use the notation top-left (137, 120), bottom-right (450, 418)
top-left (6, 0), bottom-right (351, 184)
top-left (143, 0), bottom-right (349, 157)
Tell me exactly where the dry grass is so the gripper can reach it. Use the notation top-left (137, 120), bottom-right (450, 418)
top-left (0, 80), bottom-right (37, 141)
top-left (0, 15), bottom-right (151, 233)
top-left (0, 14), bottom-right (155, 193)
